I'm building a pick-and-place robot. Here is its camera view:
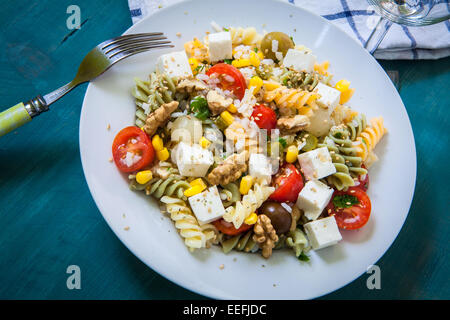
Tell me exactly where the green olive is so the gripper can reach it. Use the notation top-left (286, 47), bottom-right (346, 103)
top-left (298, 132), bottom-right (318, 152)
top-left (259, 201), bottom-right (292, 234)
top-left (260, 32), bottom-right (295, 61)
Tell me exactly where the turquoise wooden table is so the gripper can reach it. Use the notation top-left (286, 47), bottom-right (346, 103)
top-left (0, 0), bottom-right (449, 300)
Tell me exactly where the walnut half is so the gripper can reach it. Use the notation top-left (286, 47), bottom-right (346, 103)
top-left (253, 214), bottom-right (279, 259)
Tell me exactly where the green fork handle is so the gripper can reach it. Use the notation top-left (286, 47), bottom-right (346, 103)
top-left (0, 96), bottom-right (48, 137)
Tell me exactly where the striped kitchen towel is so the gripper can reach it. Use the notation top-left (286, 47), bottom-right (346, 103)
top-left (128, 0), bottom-right (450, 60)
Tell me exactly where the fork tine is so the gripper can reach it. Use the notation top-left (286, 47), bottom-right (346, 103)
top-left (102, 35), bottom-right (167, 51)
top-left (103, 39), bottom-right (170, 55)
top-left (105, 32), bottom-right (164, 44)
top-left (110, 45), bottom-right (174, 64)
top-left (106, 41), bottom-right (172, 58)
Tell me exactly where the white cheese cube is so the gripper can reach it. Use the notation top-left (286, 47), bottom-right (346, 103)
top-left (188, 186), bottom-right (225, 225)
top-left (298, 147), bottom-right (336, 181)
top-left (283, 49), bottom-right (316, 73)
top-left (304, 216), bottom-right (342, 250)
top-left (156, 50), bottom-right (192, 78)
top-left (208, 32), bottom-right (232, 62)
top-left (296, 180), bottom-right (334, 220)
top-left (175, 142), bottom-right (213, 177)
top-left (315, 82), bottom-right (341, 111)
top-left (249, 153), bottom-right (272, 183)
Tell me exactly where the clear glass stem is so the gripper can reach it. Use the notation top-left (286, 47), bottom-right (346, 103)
top-left (364, 17), bottom-right (394, 54)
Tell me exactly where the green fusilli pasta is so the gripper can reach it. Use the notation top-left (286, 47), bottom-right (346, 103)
top-left (129, 173), bottom-right (190, 200)
top-left (221, 230), bottom-right (259, 254)
top-left (286, 229), bottom-right (310, 258)
top-left (345, 114), bottom-right (367, 141)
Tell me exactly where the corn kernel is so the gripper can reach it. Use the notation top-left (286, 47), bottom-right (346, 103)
top-left (248, 76), bottom-right (263, 94)
top-left (335, 79), bottom-right (351, 92)
top-left (188, 58), bottom-right (199, 73)
top-left (232, 58), bottom-right (251, 68)
top-left (314, 61), bottom-right (329, 75)
top-left (286, 145), bottom-right (299, 163)
top-left (151, 135), bottom-right (164, 151)
top-left (244, 213), bottom-right (258, 225)
top-left (249, 51), bottom-right (260, 67)
top-left (136, 170), bottom-right (153, 185)
top-left (220, 111), bottom-right (234, 126)
top-left (227, 103), bottom-right (237, 113)
top-left (339, 88), bottom-right (355, 104)
top-left (184, 185), bottom-right (205, 197)
top-left (156, 147), bottom-right (169, 161)
top-left (189, 178), bottom-right (207, 190)
top-left (257, 51), bottom-right (264, 60)
top-left (199, 137), bottom-right (211, 148)
top-left (263, 80), bottom-right (281, 91)
top-left (239, 175), bottom-right (254, 195)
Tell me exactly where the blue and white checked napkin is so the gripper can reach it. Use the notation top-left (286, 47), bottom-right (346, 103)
top-left (128, 0), bottom-right (450, 60)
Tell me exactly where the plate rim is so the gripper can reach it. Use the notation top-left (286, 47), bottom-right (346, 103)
top-left (79, 0), bottom-right (417, 299)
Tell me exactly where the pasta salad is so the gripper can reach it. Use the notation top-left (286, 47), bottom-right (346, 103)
top-left (111, 25), bottom-right (387, 260)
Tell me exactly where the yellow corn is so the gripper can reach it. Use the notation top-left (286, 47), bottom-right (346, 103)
top-left (136, 170), bottom-right (153, 185)
top-left (232, 58), bottom-right (251, 68)
top-left (249, 51), bottom-right (260, 67)
top-left (286, 145), bottom-right (299, 163)
top-left (339, 88), bottom-right (355, 104)
top-left (220, 111), bottom-right (234, 126)
top-left (239, 175), bottom-right (254, 195)
top-left (314, 61), bottom-right (330, 75)
top-left (244, 213), bottom-right (258, 225)
top-left (227, 103), bottom-right (237, 113)
top-left (152, 135), bottom-right (164, 151)
top-left (156, 147), bottom-right (169, 161)
top-left (189, 178), bottom-right (207, 190)
top-left (199, 137), bottom-right (211, 148)
top-left (263, 80), bottom-right (281, 91)
top-left (188, 57), bottom-right (199, 74)
top-left (257, 51), bottom-right (264, 60)
top-left (184, 185), bottom-right (205, 197)
top-left (248, 76), bottom-right (263, 94)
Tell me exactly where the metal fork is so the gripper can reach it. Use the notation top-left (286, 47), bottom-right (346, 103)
top-left (0, 33), bottom-right (173, 137)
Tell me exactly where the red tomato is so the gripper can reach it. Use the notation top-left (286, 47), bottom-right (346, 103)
top-left (212, 219), bottom-right (252, 236)
top-left (326, 187), bottom-right (371, 230)
top-left (206, 63), bottom-right (246, 100)
top-left (269, 163), bottom-right (304, 203)
top-left (356, 165), bottom-right (369, 191)
top-left (112, 126), bottom-right (155, 173)
top-left (251, 104), bottom-right (277, 131)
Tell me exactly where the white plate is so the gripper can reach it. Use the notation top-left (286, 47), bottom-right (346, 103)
top-left (79, 0), bottom-right (416, 299)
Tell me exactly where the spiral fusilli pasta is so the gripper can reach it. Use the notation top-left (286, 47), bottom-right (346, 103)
top-left (263, 86), bottom-right (318, 115)
top-left (161, 196), bottom-right (216, 251)
top-left (129, 174), bottom-right (190, 200)
top-left (353, 117), bottom-right (387, 161)
top-left (346, 114), bottom-right (367, 141)
top-left (228, 27), bottom-right (262, 46)
top-left (286, 229), bottom-right (310, 258)
top-left (221, 230), bottom-right (259, 254)
top-left (223, 183), bottom-right (274, 229)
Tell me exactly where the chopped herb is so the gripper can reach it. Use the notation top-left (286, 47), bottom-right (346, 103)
top-left (223, 27), bottom-right (229, 32)
top-left (278, 138), bottom-right (287, 148)
top-left (194, 64), bottom-right (205, 73)
top-left (189, 96), bottom-right (210, 120)
top-left (290, 36), bottom-right (295, 45)
top-left (298, 252), bottom-right (310, 262)
top-left (253, 47), bottom-right (258, 53)
top-left (333, 194), bottom-right (359, 209)
top-left (223, 59), bottom-right (233, 65)
top-left (334, 132), bottom-right (343, 139)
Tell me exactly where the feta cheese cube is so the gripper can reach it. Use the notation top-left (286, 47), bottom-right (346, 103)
top-left (208, 32), bottom-right (232, 62)
top-left (283, 49), bottom-right (316, 73)
top-left (188, 186), bottom-right (225, 224)
top-left (156, 50), bottom-right (192, 78)
top-left (175, 142), bottom-right (213, 177)
top-left (304, 216), bottom-right (342, 250)
top-left (298, 147), bottom-right (336, 181)
top-left (296, 180), bottom-right (334, 220)
top-left (315, 82), bottom-right (341, 111)
top-left (249, 153), bottom-right (272, 183)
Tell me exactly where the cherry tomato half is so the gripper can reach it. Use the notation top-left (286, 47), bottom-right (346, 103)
top-left (212, 218), bottom-right (252, 236)
top-left (269, 163), bottom-right (304, 203)
top-left (206, 63), bottom-right (247, 100)
top-left (251, 104), bottom-right (277, 131)
top-left (355, 164), bottom-right (369, 191)
top-left (326, 187), bottom-right (371, 230)
top-left (112, 126), bottom-right (155, 173)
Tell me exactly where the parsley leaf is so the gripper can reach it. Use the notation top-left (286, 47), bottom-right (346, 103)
top-left (190, 96), bottom-right (209, 121)
top-left (278, 138), bottom-right (287, 148)
top-left (333, 194), bottom-right (360, 209)
top-left (223, 27), bottom-right (229, 32)
top-left (253, 47), bottom-right (258, 53)
top-left (194, 64), bottom-right (205, 73)
top-left (223, 59), bottom-right (233, 65)
top-left (298, 252), bottom-right (310, 262)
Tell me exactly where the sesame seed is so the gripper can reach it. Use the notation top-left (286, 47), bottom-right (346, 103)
top-left (106, 123), bottom-right (110, 130)
top-left (219, 264), bottom-right (224, 270)
top-left (124, 226), bottom-right (130, 231)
